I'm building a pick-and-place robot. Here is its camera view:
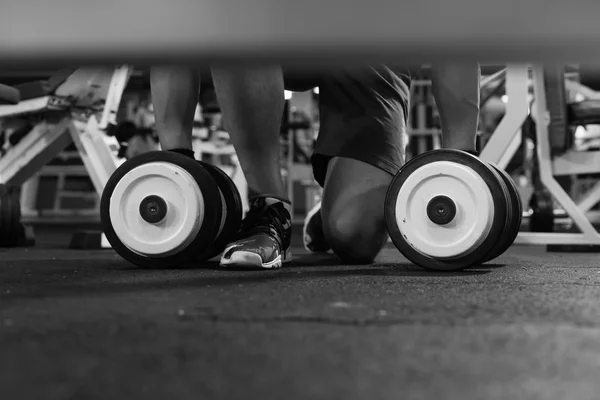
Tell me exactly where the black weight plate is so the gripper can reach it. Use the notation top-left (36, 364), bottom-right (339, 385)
top-left (547, 244), bottom-right (600, 252)
top-left (485, 164), bottom-right (523, 261)
top-left (481, 163), bottom-right (513, 262)
top-left (457, 160), bottom-right (511, 267)
top-left (196, 162), bottom-right (243, 261)
top-left (0, 186), bottom-right (25, 247)
top-left (0, 189), bottom-right (11, 246)
top-left (529, 189), bottom-right (554, 232)
top-left (100, 151), bottom-right (223, 268)
top-left (384, 149), bottom-right (507, 272)
top-left (2, 187), bottom-right (16, 246)
top-left (8, 188), bottom-right (21, 246)
top-left (0, 191), bottom-right (7, 245)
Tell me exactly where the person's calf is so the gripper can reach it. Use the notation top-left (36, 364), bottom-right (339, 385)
top-left (149, 67), bottom-right (199, 151)
top-left (211, 65), bottom-right (287, 199)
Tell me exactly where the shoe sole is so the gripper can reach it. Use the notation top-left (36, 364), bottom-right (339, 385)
top-left (219, 248), bottom-right (292, 270)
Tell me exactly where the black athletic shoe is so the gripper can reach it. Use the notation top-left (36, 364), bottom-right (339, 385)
top-left (220, 197), bottom-right (292, 269)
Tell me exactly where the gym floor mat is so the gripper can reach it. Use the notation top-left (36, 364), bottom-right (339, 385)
top-left (1, 236), bottom-right (599, 400)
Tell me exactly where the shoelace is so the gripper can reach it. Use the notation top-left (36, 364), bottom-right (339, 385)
top-left (236, 200), bottom-right (290, 250)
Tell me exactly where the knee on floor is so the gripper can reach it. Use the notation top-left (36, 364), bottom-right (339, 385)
top-left (322, 208), bottom-right (388, 265)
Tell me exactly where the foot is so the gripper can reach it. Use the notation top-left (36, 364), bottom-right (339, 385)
top-left (220, 196), bottom-right (292, 269)
top-left (303, 201), bottom-right (331, 253)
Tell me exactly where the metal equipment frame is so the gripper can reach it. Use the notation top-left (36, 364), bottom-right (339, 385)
top-left (480, 64), bottom-right (600, 246)
top-left (0, 66), bottom-right (130, 193)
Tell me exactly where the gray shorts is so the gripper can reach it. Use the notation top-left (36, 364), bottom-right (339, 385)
top-left (284, 66), bottom-right (411, 186)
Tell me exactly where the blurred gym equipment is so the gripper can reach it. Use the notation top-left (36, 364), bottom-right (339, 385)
top-left (0, 1), bottom-right (599, 63)
top-left (0, 66), bottom-right (132, 246)
top-left (481, 65), bottom-right (600, 248)
top-left (0, 83), bottom-right (19, 105)
top-left (0, 67), bottom-right (130, 190)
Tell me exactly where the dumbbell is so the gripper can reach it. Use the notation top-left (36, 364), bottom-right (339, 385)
top-left (100, 151), bottom-right (243, 268)
top-left (483, 163), bottom-right (523, 262)
top-left (0, 184), bottom-right (35, 247)
top-left (384, 149), bottom-right (522, 272)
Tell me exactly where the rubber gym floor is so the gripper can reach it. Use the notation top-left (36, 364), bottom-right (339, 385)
top-left (1, 223), bottom-right (599, 400)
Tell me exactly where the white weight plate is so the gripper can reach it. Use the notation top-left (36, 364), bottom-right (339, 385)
top-left (108, 161), bottom-right (205, 257)
top-left (394, 161), bottom-right (495, 259)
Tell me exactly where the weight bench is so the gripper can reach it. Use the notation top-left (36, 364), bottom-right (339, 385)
top-left (0, 83), bottom-right (19, 105)
top-left (568, 101), bottom-right (600, 126)
top-left (0, 69), bottom-right (78, 120)
top-left (481, 64), bottom-right (600, 248)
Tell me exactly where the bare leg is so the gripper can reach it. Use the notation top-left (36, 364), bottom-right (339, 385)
top-left (211, 65), bottom-right (287, 199)
top-left (431, 63), bottom-right (481, 151)
top-left (150, 67), bottom-right (199, 151)
top-left (212, 65), bottom-right (292, 270)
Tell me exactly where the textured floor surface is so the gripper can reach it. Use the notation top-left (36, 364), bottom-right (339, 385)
top-left (1, 230), bottom-right (600, 400)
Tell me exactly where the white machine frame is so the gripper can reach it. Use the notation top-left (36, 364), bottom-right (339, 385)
top-left (0, 67), bottom-right (129, 189)
top-left (0, 66), bottom-right (131, 222)
top-left (480, 64), bottom-right (600, 246)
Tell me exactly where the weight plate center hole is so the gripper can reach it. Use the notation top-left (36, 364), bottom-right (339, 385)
top-left (139, 195), bottom-right (168, 224)
top-left (426, 195), bottom-right (456, 225)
